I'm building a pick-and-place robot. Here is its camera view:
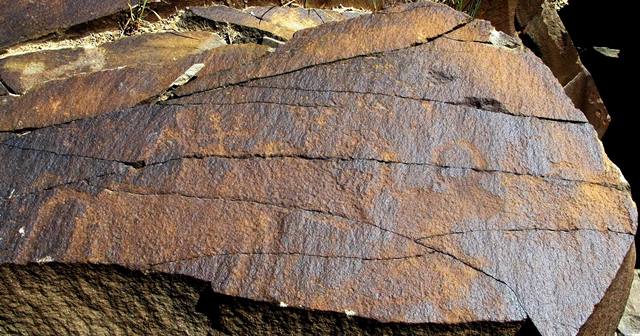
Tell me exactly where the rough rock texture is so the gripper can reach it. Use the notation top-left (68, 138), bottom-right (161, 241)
top-left (0, 32), bottom-right (227, 94)
top-left (396, 0), bottom-right (612, 138)
top-left (618, 270), bottom-right (640, 335)
top-left (189, 6), bottom-right (357, 42)
top-left (515, 0), bottom-right (610, 138)
top-left (0, 3), bottom-right (636, 336)
top-left (0, 81), bottom-right (7, 96)
top-left (0, 34), bottom-right (270, 132)
top-left (1, 264), bottom-right (534, 336)
top-left (560, 0), bottom-right (640, 268)
top-left (0, 0), bottom-right (134, 49)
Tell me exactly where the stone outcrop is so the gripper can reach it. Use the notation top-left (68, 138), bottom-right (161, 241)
top-left (0, 2), bottom-right (636, 336)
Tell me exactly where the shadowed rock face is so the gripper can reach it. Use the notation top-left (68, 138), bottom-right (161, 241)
top-left (0, 3), bottom-right (636, 336)
top-left (0, 263), bottom-right (533, 335)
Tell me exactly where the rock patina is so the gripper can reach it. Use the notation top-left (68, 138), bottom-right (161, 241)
top-left (0, 3), bottom-right (636, 336)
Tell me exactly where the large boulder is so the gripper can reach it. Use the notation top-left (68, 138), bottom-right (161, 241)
top-left (0, 3), bottom-right (636, 335)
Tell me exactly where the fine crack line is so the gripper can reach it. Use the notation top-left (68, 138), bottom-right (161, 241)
top-left (161, 99), bottom-right (338, 109)
top-left (102, 153), bottom-right (631, 191)
top-left (0, 143), bottom-right (143, 168)
top-left (1, 114), bottom-right (107, 136)
top-left (91, 183), bottom-right (633, 325)
top-left (94, 186), bottom-right (425, 250)
top-left (1, 142), bottom-right (628, 192)
top-left (417, 227), bottom-right (634, 240)
top-left (169, 19), bottom-right (474, 100)
top-left (150, 251), bottom-right (431, 267)
top-left (441, 35), bottom-right (520, 49)
top-left (178, 83), bottom-right (587, 125)
top-left (0, 171), bottom-right (124, 200)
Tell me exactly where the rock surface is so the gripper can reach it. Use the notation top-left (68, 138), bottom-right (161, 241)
top-left (0, 33), bottom-right (271, 132)
top-left (515, 0), bottom-right (610, 138)
top-left (0, 2), bottom-right (636, 336)
top-left (618, 270), bottom-right (640, 335)
top-left (189, 6), bottom-right (357, 42)
top-left (0, 0), bottom-right (134, 49)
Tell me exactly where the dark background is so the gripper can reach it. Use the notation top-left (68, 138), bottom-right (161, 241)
top-left (560, 0), bottom-right (638, 265)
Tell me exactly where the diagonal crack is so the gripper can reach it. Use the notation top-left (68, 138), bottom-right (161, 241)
top-left (0, 143), bottom-right (143, 168)
top-left (169, 19), bottom-right (474, 100)
top-left (0, 76), bottom-right (20, 96)
top-left (414, 240), bottom-right (530, 320)
top-left (0, 171), bottom-right (124, 200)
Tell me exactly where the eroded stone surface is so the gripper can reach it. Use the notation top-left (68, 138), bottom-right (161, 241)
top-left (0, 32), bottom-right (226, 94)
top-left (190, 6), bottom-right (356, 42)
top-left (0, 3), bottom-right (636, 336)
top-left (515, 0), bottom-right (611, 137)
top-left (0, 0), bottom-right (134, 49)
top-left (0, 264), bottom-right (530, 336)
top-left (0, 37), bottom-right (271, 132)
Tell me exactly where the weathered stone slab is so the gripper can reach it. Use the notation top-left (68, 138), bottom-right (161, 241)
top-left (190, 5), bottom-right (358, 42)
top-left (0, 32), bottom-right (226, 94)
top-left (0, 264), bottom-right (530, 336)
top-left (191, 6), bottom-right (296, 41)
top-left (0, 3), bottom-right (635, 336)
top-left (0, 38), bottom-right (270, 132)
top-left (515, 0), bottom-right (611, 137)
top-left (0, 0), bottom-right (133, 49)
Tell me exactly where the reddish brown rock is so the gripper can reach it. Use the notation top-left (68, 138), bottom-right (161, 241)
top-left (190, 5), bottom-right (362, 43)
top-left (0, 0), bottom-right (133, 49)
top-left (398, 0), bottom-right (611, 137)
top-left (475, 0), bottom-right (519, 35)
top-left (0, 3), bottom-right (636, 335)
top-left (564, 65), bottom-right (611, 138)
top-left (0, 32), bottom-right (226, 94)
top-left (517, 1), bottom-right (610, 138)
top-left (618, 268), bottom-right (640, 335)
top-left (0, 35), bottom-right (270, 132)
top-left (578, 243), bottom-right (635, 336)
top-left (191, 6), bottom-right (297, 41)
top-left (427, 0), bottom-right (612, 137)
